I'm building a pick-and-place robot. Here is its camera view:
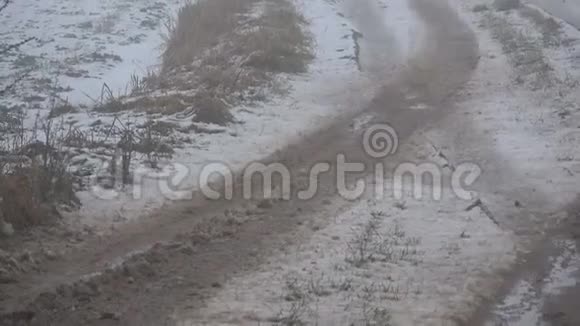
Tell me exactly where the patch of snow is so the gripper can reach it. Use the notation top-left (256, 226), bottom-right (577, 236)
top-left (0, 0), bottom-right (184, 107)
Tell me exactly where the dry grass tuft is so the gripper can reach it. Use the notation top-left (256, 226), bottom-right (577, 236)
top-left (158, 0), bottom-right (313, 121)
top-left (238, 1), bottom-right (313, 74)
top-left (0, 110), bottom-right (80, 232)
top-left (0, 173), bottom-right (42, 229)
top-left (162, 0), bottom-right (251, 70)
top-left (191, 92), bottom-right (234, 126)
top-left (48, 102), bottom-right (77, 119)
top-left (0, 163), bottom-right (77, 230)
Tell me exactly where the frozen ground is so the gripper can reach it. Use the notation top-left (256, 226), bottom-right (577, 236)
top-left (0, 0), bottom-right (183, 107)
top-left (2, 0), bottom-right (580, 325)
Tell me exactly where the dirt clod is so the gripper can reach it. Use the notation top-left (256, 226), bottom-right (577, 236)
top-left (257, 199), bottom-right (273, 209)
top-left (100, 311), bottom-right (120, 320)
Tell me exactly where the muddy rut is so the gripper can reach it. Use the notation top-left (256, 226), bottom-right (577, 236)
top-left (0, 0), bottom-right (479, 325)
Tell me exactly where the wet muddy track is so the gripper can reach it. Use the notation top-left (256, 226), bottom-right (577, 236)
top-left (472, 202), bottom-right (580, 326)
top-left (0, 0), bottom-right (480, 325)
top-left (460, 3), bottom-right (580, 326)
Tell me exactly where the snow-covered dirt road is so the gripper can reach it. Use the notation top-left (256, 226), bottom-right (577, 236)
top-left (2, 0), bottom-right (580, 325)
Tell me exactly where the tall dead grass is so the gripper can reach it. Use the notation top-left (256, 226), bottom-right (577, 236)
top-left (163, 0), bottom-right (253, 70)
top-left (0, 162), bottom-right (76, 229)
top-left (0, 113), bottom-right (79, 232)
top-left (159, 0), bottom-right (313, 124)
top-left (238, 1), bottom-right (313, 74)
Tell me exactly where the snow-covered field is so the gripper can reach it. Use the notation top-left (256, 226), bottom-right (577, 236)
top-left (2, 0), bottom-right (580, 324)
top-left (0, 0), bottom-right (183, 107)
